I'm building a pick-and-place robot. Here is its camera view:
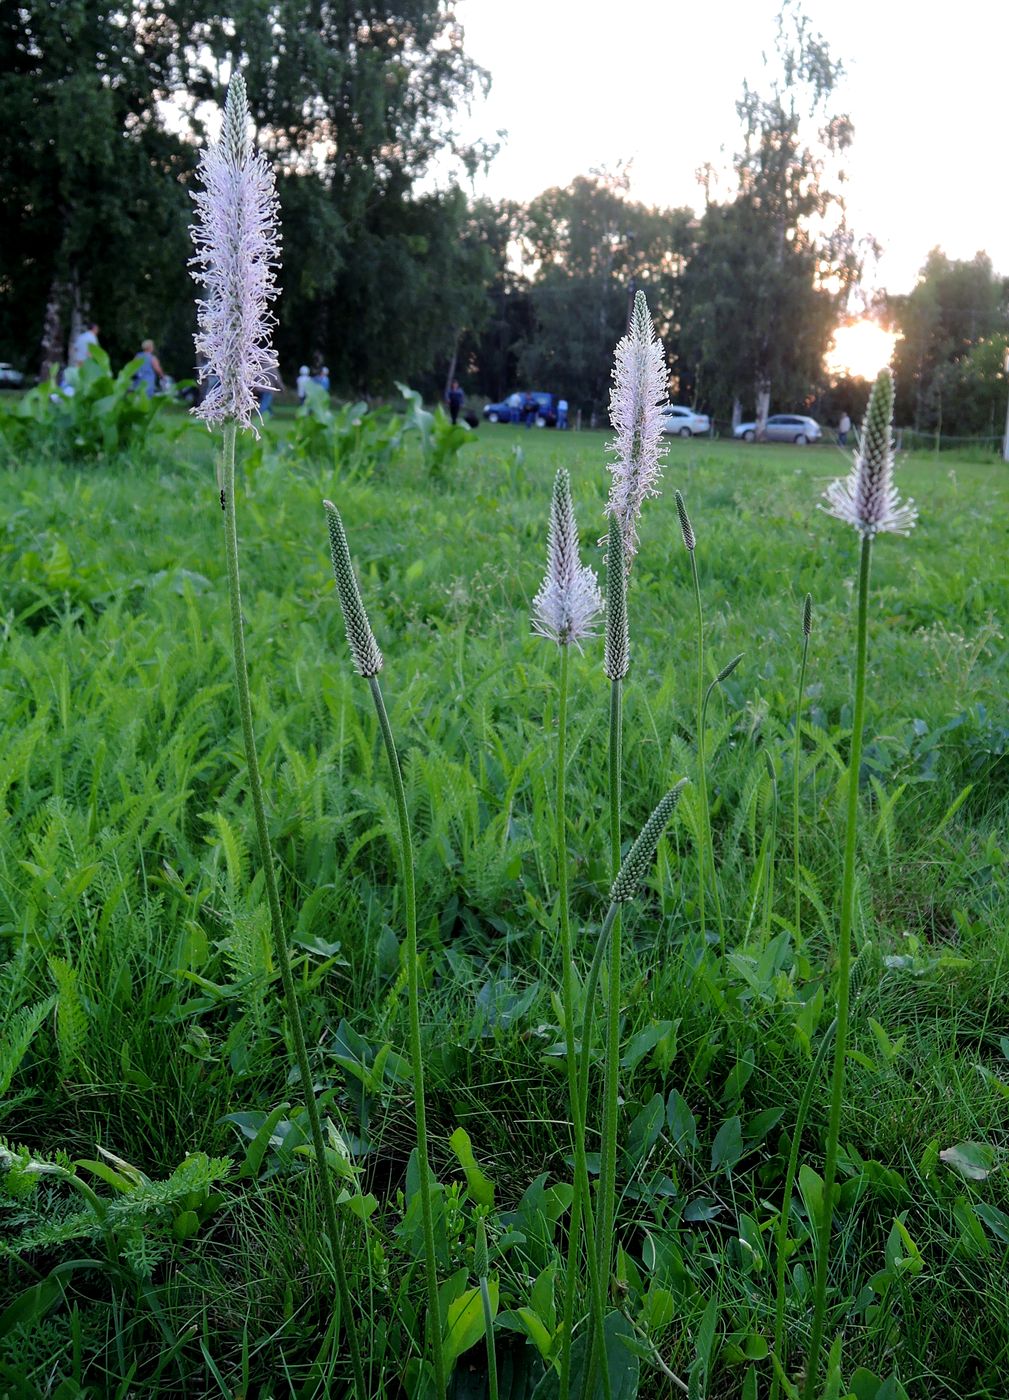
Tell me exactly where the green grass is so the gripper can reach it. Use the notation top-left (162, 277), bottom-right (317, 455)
top-left (1, 422), bottom-right (1008, 1398)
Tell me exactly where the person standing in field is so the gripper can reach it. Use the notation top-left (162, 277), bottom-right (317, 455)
top-left (557, 396), bottom-right (569, 430)
top-left (296, 365), bottom-right (311, 404)
top-left (72, 322), bottom-right (100, 367)
top-left (132, 339), bottom-right (164, 396)
top-left (838, 411), bottom-right (851, 446)
top-left (445, 378), bottom-right (464, 425)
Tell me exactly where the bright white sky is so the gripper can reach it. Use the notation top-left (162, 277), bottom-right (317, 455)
top-left (445, 0), bottom-right (1006, 297)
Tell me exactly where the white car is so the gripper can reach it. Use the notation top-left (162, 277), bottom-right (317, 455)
top-left (0, 362), bottom-right (24, 388)
top-left (662, 404), bottom-right (710, 437)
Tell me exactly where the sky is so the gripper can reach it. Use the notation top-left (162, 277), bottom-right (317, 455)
top-left (442, 0), bottom-right (1006, 298)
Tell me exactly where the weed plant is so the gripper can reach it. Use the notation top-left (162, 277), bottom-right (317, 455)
top-left (1, 416), bottom-right (1008, 1397)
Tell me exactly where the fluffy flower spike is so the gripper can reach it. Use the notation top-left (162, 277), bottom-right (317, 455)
top-left (605, 289), bottom-right (668, 561)
top-left (190, 72), bottom-right (281, 434)
top-left (823, 369), bottom-right (917, 537)
top-left (532, 468), bottom-right (603, 647)
top-left (324, 501), bottom-right (384, 678)
top-left (603, 515), bottom-right (629, 681)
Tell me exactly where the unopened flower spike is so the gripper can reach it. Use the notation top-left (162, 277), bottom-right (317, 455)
top-left (324, 501), bottom-right (384, 678)
top-left (532, 468), bottom-right (603, 647)
top-left (675, 490), bottom-right (695, 552)
top-left (610, 779), bottom-right (689, 903)
top-left (823, 368), bottom-right (917, 537)
top-left (605, 289), bottom-right (668, 561)
top-left (603, 515), bottom-right (629, 681)
top-left (802, 593), bottom-right (813, 637)
top-left (190, 71), bottom-right (281, 435)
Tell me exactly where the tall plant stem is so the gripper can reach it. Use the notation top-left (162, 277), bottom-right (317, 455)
top-left (802, 535), bottom-right (872, 1400)
top-left (689, 552), bottom-right (724, 949)
top-left (368, 674), bottom-right (446, 1400)
top-left (770, 1017), bottom-right (837, 1400)
top-left (597, 678), bottom-right (622, 1276)
top-left (557, 649), bottom-right (609, 1400)
top-left (480, 1273), bottom-right (499, 1400)
top-left (220, 423), bottom-right (365, 1400)
top-left (793, 628), bottom-right (811, 947)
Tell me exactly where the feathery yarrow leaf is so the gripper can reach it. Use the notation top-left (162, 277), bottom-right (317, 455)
top-left (532, 468), bottom-right (603, 646)
top-left (610, 780), bottom-right (689, 903)
top-left (674, 490), bottom-right (695, 552)
top-left (603, 515), bottom-right (629, 680)
top-left (323, 500), bottom-right (384, 677)
top-left (823, 369), bottom-right (917, 537)
top-left (605, 290), bottom-right (668, 560)
top-left (190, 72), bottom-right (281, 433)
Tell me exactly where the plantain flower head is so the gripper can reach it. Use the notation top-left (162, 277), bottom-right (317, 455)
top-left (190, 72), bottom-right (281, 433)
top-left (605, 290), bottom-right (668, 560)
top-left (823, 369), bottom-right (917, 537)
top-left (532, 468), bottom-right (603, 647)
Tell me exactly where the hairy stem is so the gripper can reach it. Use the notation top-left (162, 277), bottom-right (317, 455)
top-left (220, 423), bottom-right (365, 1399)
top-left (803, 535), bottom-right (872, 1399)
top-left (793, 629), bottom-right (810, 946)
top-left (689, 551), bottom-right (724, 950)
top-left (368, 674), bottom-right (446, 1400)
top-left (770, 1017), bottom-right (837, 1400)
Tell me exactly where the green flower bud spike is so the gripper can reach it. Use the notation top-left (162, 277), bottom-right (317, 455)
top-left (610, 779), bottom-right (689, 903)
top-left (603, 514), bottom-right (629, 681)
top-left (324, 500), bottom-right (384, 678)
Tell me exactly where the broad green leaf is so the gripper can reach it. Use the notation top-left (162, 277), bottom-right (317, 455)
top-left (666, 1089), bottom-right (698, 1154)
top-left (939, 1141), bottom-right (995, 1181)
top-left (711, 1115), bottom-right (743, 1172)
top-left (448, 1127), bottom-right (495, 1207)
top-left (626, 1094), bottom-right (664, 1166)
top-left (442, 1280), bottom-right (497, 1368)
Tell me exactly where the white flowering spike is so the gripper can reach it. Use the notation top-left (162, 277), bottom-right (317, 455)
top-left (532, 468), bottom-right (603, 647)
top-left (605, 290), bottom-right (668, 560)
top-left (823, 369), bottom-right (917, 537)
top-left (190, 72), bottom-right (281, 433)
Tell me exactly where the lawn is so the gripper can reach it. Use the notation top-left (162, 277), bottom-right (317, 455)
top-left (2, 421), bottom-right (1008, 1398)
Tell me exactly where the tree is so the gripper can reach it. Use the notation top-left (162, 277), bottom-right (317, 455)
top-left (0, 3), bottom-right (195, 373)
top-left (890, 249), bottom-right (1009, 433)
top-left (514, 174), bottom-right (693, 417)
top-left (677, 1), bottom-right (858, 432)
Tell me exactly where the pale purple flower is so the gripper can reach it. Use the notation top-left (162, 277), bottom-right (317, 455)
top-left (190, 72), bottom-right (281, 433)
top-left (533, 468), bottom-right (603, 647)
top-left (605, 290), bottom-right (668, 560)
top-left (823, 368), bottom-right (917, 537)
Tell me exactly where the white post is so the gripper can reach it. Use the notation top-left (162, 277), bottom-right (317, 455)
top-left (1003, 348), bottom-right (1009, 463)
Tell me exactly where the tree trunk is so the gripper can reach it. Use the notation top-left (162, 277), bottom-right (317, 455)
top-left (444, 328), bottom-right (461, 399)
top-left (755, 379), bottom-right (771, 440)
top-left (731, 397), bottom-right (742, 432)
top-left (39, 277), bottom-right (67, 379)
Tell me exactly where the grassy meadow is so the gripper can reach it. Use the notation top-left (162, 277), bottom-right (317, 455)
top-left (2, 420), bottom-right (1009, 1398)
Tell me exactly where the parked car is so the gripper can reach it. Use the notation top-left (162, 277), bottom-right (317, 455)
top-left (734, 413), bottom-right (822, 444)
top-left (0, 362), bottom-right (25, 388)
top-left (483, 391), bottom-right (555, 426)
top-left (662, 404), bottom-right (710, 437)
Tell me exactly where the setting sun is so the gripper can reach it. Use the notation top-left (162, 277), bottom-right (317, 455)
top-left (826, 319), bottom-right (898, 380)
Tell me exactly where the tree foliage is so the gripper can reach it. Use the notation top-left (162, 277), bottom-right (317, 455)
top-left (677, 1), bottom-right (859, 429)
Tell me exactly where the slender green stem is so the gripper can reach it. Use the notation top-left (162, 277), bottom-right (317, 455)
top-left (770, 1017), bottom-right (837, 1400)
top-left (480, 1275), bottom-right (499, 1400)
top-left (689, 552), bottom-right (724, 949)
top-left (793, 631), bottom-right (810, 947)
top-left (368, 674), bottom-right (446, 1400)
top-left (597, 679), bottom-right (622, 1281)
top-left (220, 423), bottom-right (366, 1400)
top-left (763, 767), bottom-right (777, 946)
top-left (802, 535), bottom-right (872, 1400)
top-left (556, 649), bottom-right (610, 1400)
top-left (576, 902), bottom-right (619, 1400)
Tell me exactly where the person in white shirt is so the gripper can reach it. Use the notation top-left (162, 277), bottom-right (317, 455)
top-left (72, 323), bottom-right (100, 367)
top-left (296, 365), bottom-right (311, 404)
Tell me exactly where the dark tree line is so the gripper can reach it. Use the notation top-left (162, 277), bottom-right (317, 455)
top-left (2, 2), bottom-right (1006, 436)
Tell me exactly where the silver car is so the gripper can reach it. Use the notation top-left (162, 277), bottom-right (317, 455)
top-left (661, 404), bottom-right (711, 437)
top-left (734, 413), bottom-right (822, 444)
